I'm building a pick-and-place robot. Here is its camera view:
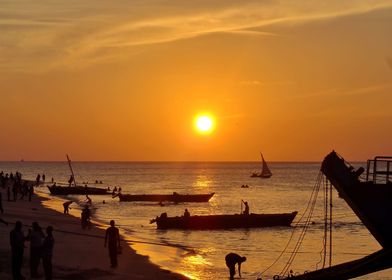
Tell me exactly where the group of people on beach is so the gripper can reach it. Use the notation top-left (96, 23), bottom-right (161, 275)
top-left (0, 171), bottom-right (36, 203)
top-left (9, 221), bottom-right (54, 280)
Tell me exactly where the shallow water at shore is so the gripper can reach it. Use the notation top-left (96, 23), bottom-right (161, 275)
top-left (1, 161), bottom-right (392, 279)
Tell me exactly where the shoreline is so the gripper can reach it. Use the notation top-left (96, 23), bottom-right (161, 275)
top-left (0, 188), bottom-right (188, 279)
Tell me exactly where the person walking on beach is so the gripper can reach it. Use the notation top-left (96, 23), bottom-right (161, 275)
top-left (27, 222), bottom-right (45, 278)
top-left (42, 226), bottom-right (54, 280)
top-left (63, 201), bottom-right (73, 214)
top-left (104, 220), bottom-right (121, 268)
top-left (225, 252), bottom-right (247, 279)
top-left (81, 205), bottom-right (91, 229)
top-left (10, 221), bottom-right (26, 280)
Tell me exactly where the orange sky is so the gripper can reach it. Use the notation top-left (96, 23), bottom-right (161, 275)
top-left (1, 1), bottom-right (391, 161)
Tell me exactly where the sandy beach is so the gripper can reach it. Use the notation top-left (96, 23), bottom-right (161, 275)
top-left (0, 188), bottom-right (188, 280)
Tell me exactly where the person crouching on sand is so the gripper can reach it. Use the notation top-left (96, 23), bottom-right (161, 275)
top-left (104, 220), bottom-right (121, 268)
top-left (225, 252), bottom-right (247, 279)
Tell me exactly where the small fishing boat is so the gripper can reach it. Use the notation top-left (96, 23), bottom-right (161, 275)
top-left (151, 211), bottom-right (298, 230)
top-left (251, 152), bottom-right (272, 178)
top-left (47, 184), bottom-right (110, 195)
top-left (47, 155), bottom-right (110, 196)
top-left (116, 192), bottom-right (215, 203)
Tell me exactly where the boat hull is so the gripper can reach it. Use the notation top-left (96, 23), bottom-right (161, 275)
top-left (153, 212), bottom-right (297, 230)
top-left (118, 193), bottom-right (214, 202)
top-left (47, 185), bottom-right (109, 195)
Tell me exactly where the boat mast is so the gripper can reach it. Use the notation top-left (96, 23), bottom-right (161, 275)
top-left (66, 154), bottom-right (77, 187)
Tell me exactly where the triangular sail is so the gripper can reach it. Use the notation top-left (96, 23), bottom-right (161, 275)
top-left (260, 153), bottom-right (272, 177)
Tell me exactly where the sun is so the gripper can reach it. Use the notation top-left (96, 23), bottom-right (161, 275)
top-left (194, 115), bottom-right (215, 134)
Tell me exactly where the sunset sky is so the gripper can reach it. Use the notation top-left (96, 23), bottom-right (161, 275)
top-left (1, 0), bottom-right (391, 161)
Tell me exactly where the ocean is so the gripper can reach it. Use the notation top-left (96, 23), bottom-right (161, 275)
top-left (0, 161), bottom-right (391, 280)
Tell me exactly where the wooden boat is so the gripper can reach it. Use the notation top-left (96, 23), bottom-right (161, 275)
top-left (151, 211), bottom-right (298, 230)
top-left (47, 154), bottom-right (110, 196)
top-left (47, 184), bottom-right (110, 195)
top-left (117, 192), bottom-right (215, 202)
top-left (251, 152), bottom-right (272, 178)
top-left (279, 151), bottom-right (392, 279)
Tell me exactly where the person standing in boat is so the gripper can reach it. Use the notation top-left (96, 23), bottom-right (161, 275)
top-left (242, 200), bottom-right (250, 215)
top-left (225, 252), bottom-right (247, 279)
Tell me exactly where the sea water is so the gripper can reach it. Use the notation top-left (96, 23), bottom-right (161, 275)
top-left (0, 161), bottom-right (391, 280)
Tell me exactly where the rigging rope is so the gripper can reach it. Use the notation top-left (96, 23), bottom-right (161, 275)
top-left (256, 171), bottom-right (324, 279)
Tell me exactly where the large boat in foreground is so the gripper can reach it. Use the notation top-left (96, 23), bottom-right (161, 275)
top-left (117, 192), bottom-right (215, 203)
top-left (279, 151), bottom-right (392, 280)
top-left (151, 211), bottom-right (298, 230)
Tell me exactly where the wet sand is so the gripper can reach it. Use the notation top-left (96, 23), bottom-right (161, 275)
top-left (0, 190), bottom-right (188, 280)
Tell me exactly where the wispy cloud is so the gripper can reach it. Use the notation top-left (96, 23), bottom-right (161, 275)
top-left (1, 0), bottom-right (392, 71)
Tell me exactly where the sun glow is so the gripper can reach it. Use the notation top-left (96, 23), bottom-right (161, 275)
top-left (194, 115), bottom-right (215, 134)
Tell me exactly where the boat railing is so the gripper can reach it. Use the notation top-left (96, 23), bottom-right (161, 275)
top-left (366, 156), bottom-right (392, 184)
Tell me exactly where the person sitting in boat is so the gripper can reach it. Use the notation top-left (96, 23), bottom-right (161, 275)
top-left (225, 252), bottom-right (247, 279)
top-left (184, 208), bottom-right (190, 218)
top-left (242, 200), bottom-right (249, 215)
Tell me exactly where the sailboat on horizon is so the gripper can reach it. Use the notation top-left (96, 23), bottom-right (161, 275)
top-left (251, 152), bottom-right (272, 178)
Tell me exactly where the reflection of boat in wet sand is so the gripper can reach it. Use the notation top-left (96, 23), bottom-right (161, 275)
top-left (151, 211), bottom-right (298, 230)
top-left (278, 151), bottom-right (392, 280)
top-left (47, 155), bottom-right (110, 196)
top-left (251, 152), bottom-right (272, 178)
top-left (116, 192), bottom-right (215, 203)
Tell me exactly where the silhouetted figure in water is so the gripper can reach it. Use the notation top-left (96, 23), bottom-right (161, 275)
top-left (81, 205), bottom-right (91, 229)
top-left (242, 200), bottom-right (249, 215)
top-left (42, 174), bottom-right (45, 182)
top-left (85, 195), bottom-right (92, 205)
top-left (27, 222), bottom-right (45, 278)
top-left (63, 201), bottom-right (73, 214)
top-left (42, 226), bottom-right (54, 280)
top-left (36, 174), bottom-right (41, 186)
top-left (184, 208), bottom-right (190, 218)
top-left (10, 221), bottom-right (25, 280)
top-left (104, 220), bottom-right (120, 268)
top-left (225, 252), bottom-right (247, 279)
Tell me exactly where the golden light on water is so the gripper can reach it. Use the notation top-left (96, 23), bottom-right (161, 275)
top-left (194, 114), bottom-right (215, 135)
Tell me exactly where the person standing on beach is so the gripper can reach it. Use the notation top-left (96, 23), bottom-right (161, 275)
top-left (225, 252), bottom-right (247, 279)
top-left (63, 201), bottom-right (73, 214)
top-left (42, 226), bottom-right (54, 280)
top-left (27, 222), bottom-right (45, 278)
top-left (10, 221), bottom-right (26, 280)
top-left (104, 220), bottom-right (121, 268)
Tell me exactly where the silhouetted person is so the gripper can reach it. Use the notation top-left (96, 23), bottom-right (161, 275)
top-left (27, 222), bottom-right (45, 278)
top-left (81, 205), bottom-right (91, 229)
top-left (184, 208), bottom-right (190, 218)
top-left (7, 186), bottom-right (11, 201)
top-left (36, 174), bottom-right (41, 186)
top-left (28, 184), bottom-right (34, 202)
top-left (42, 174), bottom-right (45, 182)
top-left (104, 220), bottom-right (120, 268)
top-left (242, 200), bottom-right (249, 215)
top-left (68, 175), bottom-right (74, 187)
top-left (42, 226), bottom-right (54, 280)
top-left (10, 221), bottom-right (25, 280)
top-left (85, 195), bottom-right (92, 205)
top-left (12, 182), bottom-right (18, 201)
top-left (225, 252), bottom-right (246, 279)
top-left (63, 201), bottom-right (73, 214)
